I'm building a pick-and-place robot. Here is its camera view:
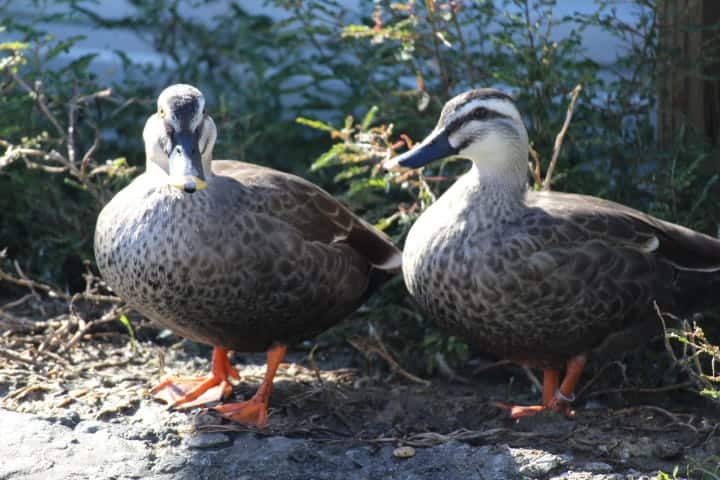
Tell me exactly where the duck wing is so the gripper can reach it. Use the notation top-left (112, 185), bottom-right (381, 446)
top-left (213, 160), bottom-right (401, 272)
top-left (523, 191), bottom-right (720, 322)
top-left (530, 190), bottom-right (720, 271)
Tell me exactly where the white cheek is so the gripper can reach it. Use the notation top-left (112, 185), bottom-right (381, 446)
top-left (453, 128), bottom-right (508, 166)
top-left (147, 141), bottom-right (170, 173)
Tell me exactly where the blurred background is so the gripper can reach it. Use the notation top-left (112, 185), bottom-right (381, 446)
top-left (1, 0), bottom-right (719, 379)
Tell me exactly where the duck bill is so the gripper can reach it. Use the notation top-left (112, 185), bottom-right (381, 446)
top-left (384, 128), bottom-right (457, 170)
top-left (168, 130), bottom-right (207, 193)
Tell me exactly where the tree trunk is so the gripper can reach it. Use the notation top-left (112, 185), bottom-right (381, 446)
top-left (659, 0), bottom-right (720, 169)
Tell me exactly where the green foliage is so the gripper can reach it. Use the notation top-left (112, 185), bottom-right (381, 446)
top-left (0, 27), bottom-right (139, 285)
top-left (657, 465), bottom-right (681, 480)
top-left (118, 313), bottom-right (138, 350)
top-left (659, 458), bottom-right (720, 480)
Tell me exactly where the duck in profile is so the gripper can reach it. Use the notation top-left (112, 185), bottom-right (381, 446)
top-left (95, 84), bottom-right (401, 427)
top-left (385, 88), bottom-right (720, 418)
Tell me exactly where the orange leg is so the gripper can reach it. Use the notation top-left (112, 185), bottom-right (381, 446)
top-left (213, 343), bottom-right (287, 427)
top-left (151, 346), bottom-right (240, 409)
top-left (495, 354), bottom-right (587, 419)
top-left (548, 354), bottom-right (587, 414)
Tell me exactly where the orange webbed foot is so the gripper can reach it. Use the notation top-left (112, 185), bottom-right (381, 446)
top-left (212, 343), bottom-right (287, 428)
top-left (494, 399), bottom-right (574, 419)
top-left (152, 346), bottom-right (239, 409)
top-left (214, 396), bottom-right (269, 427)
top-left (494, 401), bottom-right (549, 419)
top-left (152, 375), bottom-right (234, 409)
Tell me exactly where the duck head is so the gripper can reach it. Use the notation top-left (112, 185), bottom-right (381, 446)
top-left (384, 89), bottom-right (529, 190)
top-left (143, 84), bottom-right (217, 194)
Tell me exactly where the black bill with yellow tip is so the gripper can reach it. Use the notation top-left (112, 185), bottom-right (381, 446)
top-left (168, 130), bottom-right (207, 193)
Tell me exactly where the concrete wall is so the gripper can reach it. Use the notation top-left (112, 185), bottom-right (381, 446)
top-left (3, 0), bottom-right (643, 83)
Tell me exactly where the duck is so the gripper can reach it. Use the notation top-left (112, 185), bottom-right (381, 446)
top-left (94, 84), bottom-right (401, 427)
top-left (384, 88), bottom-right (720, 418)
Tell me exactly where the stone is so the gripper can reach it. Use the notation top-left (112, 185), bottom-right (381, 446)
top-left (48, 410), bottom-right (81, 428)
top-left (514, 450), bottom-right (567, 478)
top-left (393, 446), bottom-right (416, 458)
top-left (186, 432), bottom-right (233, 449)
top-left (153, 455), bottom-right (187, 474)
top-left (583, 462), bottom-right (614, 473)
top-left (653, 439), bottom-right (683, 460)
top-left (0, 409), bottom-right (152, 479)
top-left (74, 420), bottom-right (103, 434)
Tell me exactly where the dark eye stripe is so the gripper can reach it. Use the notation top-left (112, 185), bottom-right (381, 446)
top-left (445, 106), bottom-right (510, 136)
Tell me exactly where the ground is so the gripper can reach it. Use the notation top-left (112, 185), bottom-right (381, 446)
top-left (1, 302), bottom-right (719, 480)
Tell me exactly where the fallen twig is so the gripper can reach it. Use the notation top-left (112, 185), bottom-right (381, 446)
top-left (0, 347), bottom-right (37, 366)
top-left (28, 346), bottom-right (70, 366)
top-left (433, 352), bottom-right (470, 384)
top-left (1, 293), bottom-right (34, 310)
top-left (613, 404), bottom-right (699, 434)
top-left (0, 311), bottom-right (39, 334)
top-left (3, 384), bottom-right (51, 403)
top-left (576, 360), bottom-right (628, 400)
top-left (59, 305), bottom-right (129, 354)
top-left (585, 382), bottom-right (694, 398)
top-left (0, 266), bottom-right (121, 304)
top-left (349, 331), bottom-right (431, 387)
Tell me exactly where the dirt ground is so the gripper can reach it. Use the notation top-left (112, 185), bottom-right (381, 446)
top-left (1, 298), bottom-right (719, 479)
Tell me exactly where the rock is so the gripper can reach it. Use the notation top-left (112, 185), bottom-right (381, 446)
top-left (618, 437), bottom-right (655, 461)
top-left (583, 462), bottom-right (614, 473)
top-left (74, 420), bottom-right (103, 434)
top-left (48, 410), bottom-right (80, 428)
top-left (192, 410), bottom-right (224, 428)
top-left (513, 449), bottom-right (568, 478)
top-left (549, 473), bottom-right (622, 480)
top-left (393, 446), bottom-right (416, 459)
top-left (345, 447), bottom-right (374, 469)
top-left (266, 435), bottom-right (299, 452)
top-left (0, 408), bottom-right (152, 479)
top-left (653, 439), bottom-right (683, 460)
top-left (186, 432), bottom-right (233, 449)
top-left (152, 454), bottom-right (187, 474)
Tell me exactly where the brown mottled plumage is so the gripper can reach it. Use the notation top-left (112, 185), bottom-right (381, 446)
top-left (95, 84), bottom-right (400, 426)
top-left (386, 88), bottom-right (720, 418)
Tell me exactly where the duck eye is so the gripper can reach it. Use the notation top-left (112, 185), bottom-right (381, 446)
top-left (158, 107), bottom-right (165, 118)
top-left (474, 107), bottom-right (488, 119)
